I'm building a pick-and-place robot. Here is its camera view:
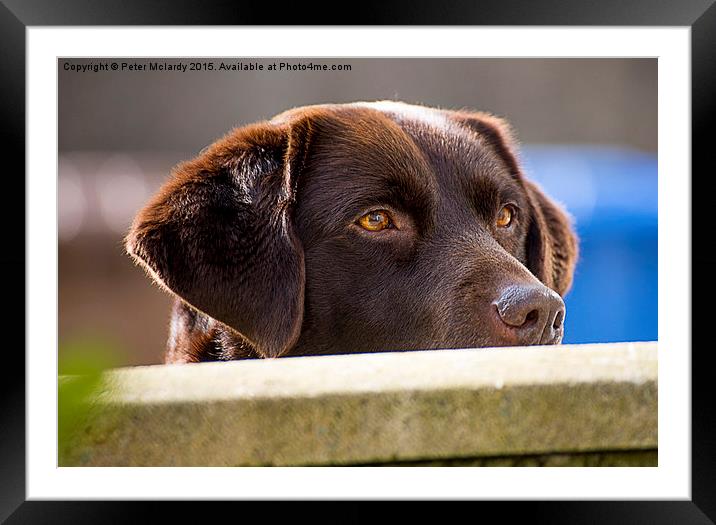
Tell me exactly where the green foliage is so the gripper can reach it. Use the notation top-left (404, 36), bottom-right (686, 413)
top-left (58, 336), bottom-right (123, 463)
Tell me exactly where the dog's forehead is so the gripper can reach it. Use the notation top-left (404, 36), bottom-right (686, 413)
top-left (350, 101), bottom-right (455, 132)
top-left (348, 102), bottom-right (501, 167)
top-left (289, 102), bottom-right (523, 228)
top-left (275, 101), bottom-right (515, 200)
top-left (274, 101), bottom-right (474, 147)
top-left (338, 101), bottom-right (478, 151)
top-left (350, 102), bottom-right (507, 178)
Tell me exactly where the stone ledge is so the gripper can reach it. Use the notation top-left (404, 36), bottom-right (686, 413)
top-left (60, 341), bottom-right (657, 466)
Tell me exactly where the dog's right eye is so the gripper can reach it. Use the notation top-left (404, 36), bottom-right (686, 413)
top-left (357, 210), bottom-right (393, 232)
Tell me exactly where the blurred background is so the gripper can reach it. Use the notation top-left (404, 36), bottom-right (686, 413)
top-left (59, 58), bottom-right (657, 366)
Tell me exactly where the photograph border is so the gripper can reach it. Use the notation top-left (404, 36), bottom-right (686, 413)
top-left (3, 0), bottom-right (711, 521)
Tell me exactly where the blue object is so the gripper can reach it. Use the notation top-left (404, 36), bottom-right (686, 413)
top-left (520, 145), bottom-right (657, 344)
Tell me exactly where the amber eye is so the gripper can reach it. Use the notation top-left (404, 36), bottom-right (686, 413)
top-left (496, 205), bottom-right (515, 228)
top-left (358, 210), bottom-right (392, 232)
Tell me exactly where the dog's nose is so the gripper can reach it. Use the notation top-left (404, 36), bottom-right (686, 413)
top-left (493, 284), bottom-right (565, 345)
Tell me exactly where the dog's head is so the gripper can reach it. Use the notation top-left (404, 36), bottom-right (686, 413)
top-left (126, 101), bottom-right (578, 360)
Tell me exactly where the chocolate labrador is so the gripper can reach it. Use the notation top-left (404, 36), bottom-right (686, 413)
top-left (126, 101), bottom-right (578, 363)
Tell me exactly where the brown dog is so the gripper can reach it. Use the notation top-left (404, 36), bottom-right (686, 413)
top-left (126, 101), bottom-right (578, 363)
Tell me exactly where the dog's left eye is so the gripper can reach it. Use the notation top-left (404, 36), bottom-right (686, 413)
top-left (496, 205), bottom-right (516, 228)
top-left (358, 210), bottom-right (393, 232)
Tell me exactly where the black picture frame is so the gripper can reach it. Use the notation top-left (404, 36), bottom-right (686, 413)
top-left (2, 0), bottom-right (710, 522)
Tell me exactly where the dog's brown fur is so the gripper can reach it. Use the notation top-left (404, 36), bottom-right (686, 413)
top-left (126, 101), bottom-right (578, 363)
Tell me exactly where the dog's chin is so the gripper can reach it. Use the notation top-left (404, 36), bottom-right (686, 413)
top-left (215, 314), bottom-right (566, 358)
top-left (477, 332), bottom-right (564, 349)
top-left (358, 333), bottom-right (564, 354)
top-left (487, 331), bottom-right (565, 348)
top-left (433, 328), bottom-right (565, 350)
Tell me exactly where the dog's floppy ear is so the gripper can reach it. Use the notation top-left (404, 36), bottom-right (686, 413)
top-left (126, 118), bottom-right (313, 358)
top-left (524, 180), bottom-right (579, 296)
top-left (446, 108), bottom-right (578, 296)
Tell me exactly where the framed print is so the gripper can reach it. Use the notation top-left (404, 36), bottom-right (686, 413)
top-left (2, 0), bottom-right (712, 521)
